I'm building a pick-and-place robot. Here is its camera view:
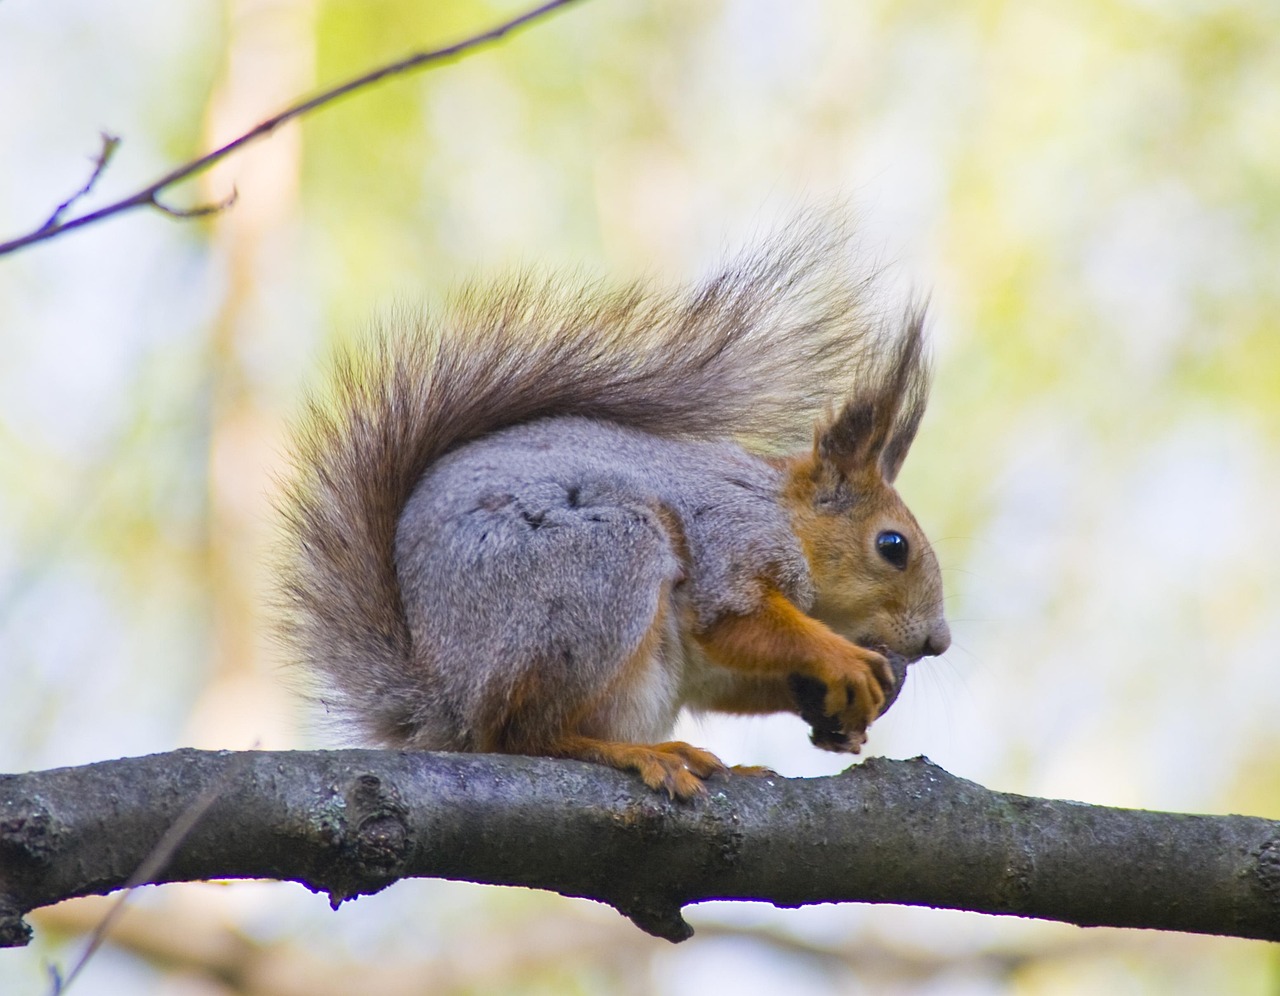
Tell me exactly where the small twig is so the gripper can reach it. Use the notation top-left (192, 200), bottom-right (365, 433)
top-left (0, 0), bottom-right (586, 258)
top-left (151, 188), bottom-right (239, 219)
top-left (41, 133), bottom-right (120, 231)
top-left (50, 750), bottom-right (256, 996)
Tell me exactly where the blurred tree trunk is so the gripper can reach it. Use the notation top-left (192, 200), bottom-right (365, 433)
top-left (184, 0), bottom-right (317, 752)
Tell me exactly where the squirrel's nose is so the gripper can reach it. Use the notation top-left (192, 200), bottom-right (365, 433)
top-left (922, 622), bottom-right (951, 657)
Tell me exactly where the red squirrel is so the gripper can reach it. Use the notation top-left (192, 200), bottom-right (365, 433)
top-left (278, 221), bottom-right (950, 799)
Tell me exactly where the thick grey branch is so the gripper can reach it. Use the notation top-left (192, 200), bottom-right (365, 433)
top-left (2, 750), bottom-right (1277, 947)
top-left (0, 0), bottom-right (585, 257)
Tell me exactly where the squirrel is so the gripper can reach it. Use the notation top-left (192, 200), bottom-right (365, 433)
top-left (277, 222), bottom-right (951, 800)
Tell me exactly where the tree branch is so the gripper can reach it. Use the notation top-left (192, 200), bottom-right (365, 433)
top-left (2, 750), bottom-right (1277, 948)
top-left (0, 0), bottom-right (586, 258)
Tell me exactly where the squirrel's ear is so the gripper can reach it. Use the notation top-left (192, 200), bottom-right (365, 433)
top-left (878, 377), bottom-right (927, 483)
top-left (814, 398), bottom-right (886, 480)
top-left (814, 306), bottom-right (930, 485)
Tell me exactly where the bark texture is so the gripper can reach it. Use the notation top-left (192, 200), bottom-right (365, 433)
top-left (2, 750), bottom-right (1278, 946)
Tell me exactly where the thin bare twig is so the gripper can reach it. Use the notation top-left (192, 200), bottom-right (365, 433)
top-left (152, 188), bottom-right (239, 220)
top-left (0, 0), bottom-right (585, 257)
top-left (50, 750), bottom-right (257, 996)
top-left (41, 133), bottom-right (120, 230)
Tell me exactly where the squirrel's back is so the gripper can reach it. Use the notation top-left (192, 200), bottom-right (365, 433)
top-left (277, 221), bottom-right (908, 747)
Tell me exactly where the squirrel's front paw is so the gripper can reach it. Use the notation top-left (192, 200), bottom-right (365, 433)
top-left (789, 647), bottom-right (895, 752)
top-left (823, 645), bottom-right (895, 732)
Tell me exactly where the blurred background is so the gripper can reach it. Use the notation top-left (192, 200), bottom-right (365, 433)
top-left (2, 0), bottom-right (1279, 992)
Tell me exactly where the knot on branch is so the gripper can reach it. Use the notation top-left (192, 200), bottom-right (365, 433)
top-left (602, 799), bottom-right (695, 940)
top-left (313, 772), bottom-right (413, 907)
top-left (600, 792), bottom-right (749, 943)
top-left (346, 774), bottom-right (412, 874)
top-left (0, 902), bottom-right (31, 948)
top-left (618, 900), bottom-right (693, 943)
top-left (0, 805), bottom-right (58, 866)
top-left (1254, 838), bottom-right (1280, 910)
top-left (0, 799), bottom-right (60, 945)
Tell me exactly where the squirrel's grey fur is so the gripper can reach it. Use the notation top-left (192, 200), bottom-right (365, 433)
top-left (278, 220), bottom-right (925, 751)
top-left (395, 416), bottom-right (813, 749)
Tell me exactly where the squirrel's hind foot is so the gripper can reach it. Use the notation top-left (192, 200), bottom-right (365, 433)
top-left (548, 735), bottom-right (729, 800)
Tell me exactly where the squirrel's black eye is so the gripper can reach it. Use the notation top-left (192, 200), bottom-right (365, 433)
top-left (876, 530), bottom-right (909, 569)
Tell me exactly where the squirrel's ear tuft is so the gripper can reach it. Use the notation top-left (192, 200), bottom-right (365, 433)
top-left (878, 307), bottom-right (930, 483)
top-left (815, 306), bottom-right (930, 485)
top-left (815, 399), bottom-right (882, 479)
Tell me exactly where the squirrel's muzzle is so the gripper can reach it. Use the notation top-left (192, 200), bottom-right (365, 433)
top-left (922, 620), bottom-right (951, 658)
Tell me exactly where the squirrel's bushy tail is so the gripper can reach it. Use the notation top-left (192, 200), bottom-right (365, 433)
top-left (278, 221), bottom-right (907, 743)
